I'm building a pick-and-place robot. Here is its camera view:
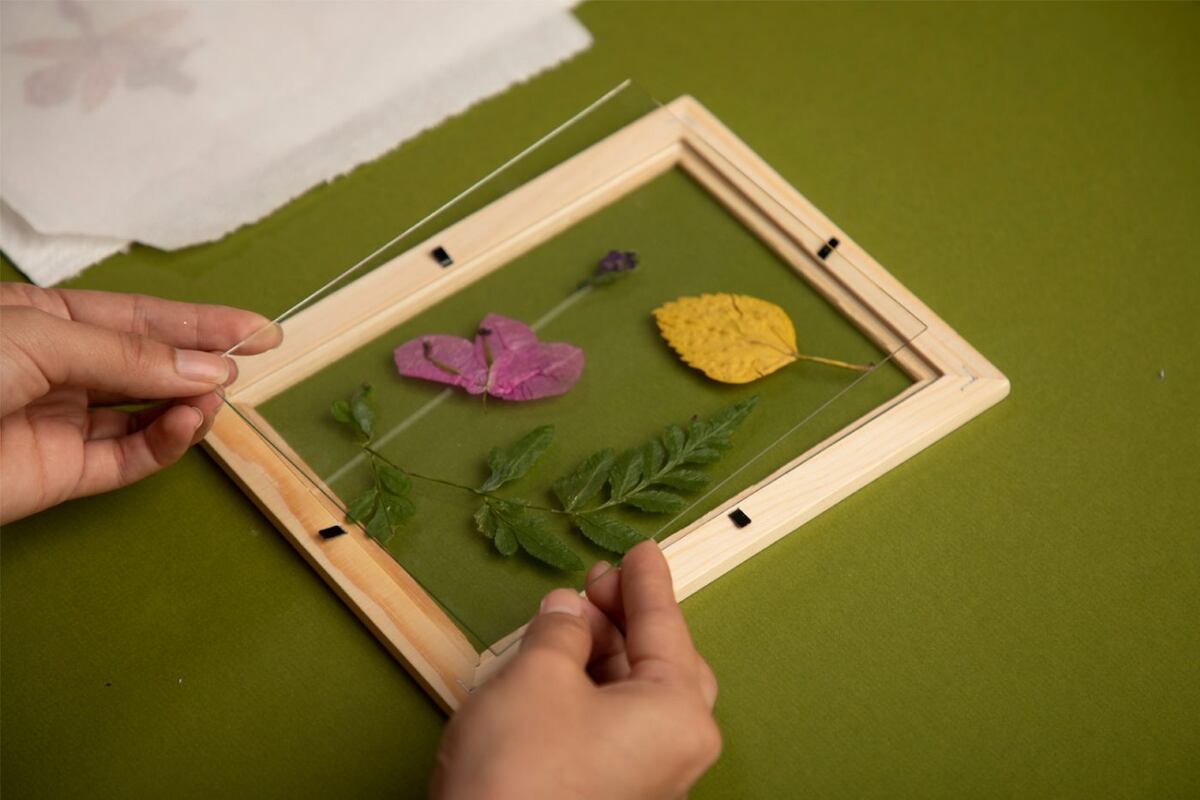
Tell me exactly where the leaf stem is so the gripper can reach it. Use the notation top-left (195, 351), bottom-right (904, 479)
top-left (793, 352), bottom-right (873, 372)
top-left (362, 445), bottom-right (566, 514)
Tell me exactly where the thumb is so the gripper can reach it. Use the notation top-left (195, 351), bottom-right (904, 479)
top-left (514, 589), bottom-right (594, 670)
top-left (2, 306), bottom-right (231, 414)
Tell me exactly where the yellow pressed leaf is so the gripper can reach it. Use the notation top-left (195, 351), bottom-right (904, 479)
top-left (653, 293), bottom-right (799, 384)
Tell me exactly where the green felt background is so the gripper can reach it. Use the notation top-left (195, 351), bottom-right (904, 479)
top-left (2, 3), bottom-right (1197, 798)
top-left (256, 167), bottom-right (910, 648)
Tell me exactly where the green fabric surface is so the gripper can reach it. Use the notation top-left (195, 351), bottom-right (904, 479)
top-left (3, 3), bottom-right (1197, 798)
top-left (255, 167), bottom-right (909, 648)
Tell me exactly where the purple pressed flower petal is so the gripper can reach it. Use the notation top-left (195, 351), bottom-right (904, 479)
top-left (393, 334), bottom-right (488, 394)
top-left (489, 342), bottom-right (585, 401)
top-left (394, 314), bottom-right (584, 401)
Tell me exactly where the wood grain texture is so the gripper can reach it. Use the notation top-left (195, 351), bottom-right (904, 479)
top-left (205, 407), bottom-right (480, 712)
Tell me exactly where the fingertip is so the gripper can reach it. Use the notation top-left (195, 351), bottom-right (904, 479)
top-left (233, 320), bottom-right (284, 354)
top-left (515, 589), bottom-right (594, 671)
top-left (538, 588), bottom-right (584, 618)
top-left (624, 539), bottom-right (665, 565)
top-left (183, 404), bottom-right (205, 432)
top-left (584, 561), bottom-right (624, 624)
top-left (585, 560), bottom-right (613, 585)
top-left (177, 392), bottom-right (223, 443)
top-left (141, 404), bottom-right (203, 469)
top-left (221, 355), bottom-right (239, 387)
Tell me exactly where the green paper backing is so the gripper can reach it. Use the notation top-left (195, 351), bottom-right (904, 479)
top-left (4, 4), bottom-right (1198, 797)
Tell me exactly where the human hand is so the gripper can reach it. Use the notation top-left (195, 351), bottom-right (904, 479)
top-left (431, 541), bottom-right (721, 800)
top-left (0, 283), bottom-right (281, 523)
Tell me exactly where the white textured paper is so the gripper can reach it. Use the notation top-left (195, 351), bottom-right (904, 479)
top-left (0, 201), bottom-right (129, 282)
top-left (0, 0), bottom-right (591, 284)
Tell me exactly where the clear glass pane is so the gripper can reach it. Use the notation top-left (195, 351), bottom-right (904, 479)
top-left (222, 82), bottom-right (927, 653)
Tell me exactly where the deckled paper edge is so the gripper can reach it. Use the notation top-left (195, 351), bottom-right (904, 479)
top-left (0, 201), bottom-right (130, 286)
top-left (2, 7), bottom-right (591, 284)
top-left (138, 9), bottom-right (593, 249)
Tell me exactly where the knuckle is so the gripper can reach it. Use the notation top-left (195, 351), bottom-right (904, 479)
top-left (690, 716), bottom-right (723, 765)
top-left (129, 294), bottom-right (153, 337)
top-left (672, 712), bottom-right (721, 769)
top-left (119, 331), bottom-right (154, 372)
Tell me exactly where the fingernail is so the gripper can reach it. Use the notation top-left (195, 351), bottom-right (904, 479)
top-left (239, 321), bottom-right (284, 353)
top-left (175, 349), bottom-right (230, 384)
top-left (185, 405), bottom-right (205, 431)
top-left (539, 589), bottom-right (583, 617)
top-left (221, 357), bottom-right (239, 387)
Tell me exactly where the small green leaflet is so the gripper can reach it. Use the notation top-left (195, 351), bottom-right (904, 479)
top-left (480, 425), bottom-right (554, 491)
top-left (331, 383), bottom-right (376, 441)
top-left (346, 488), bottom-right (378, 523)
top-left (623, 489), bottom-right (686, 513)
top-left (365, 507), bottom-right (391, 544)
top-left (475, 500), bottom-right (583, 571)
top-left (380, 493), bottom-right (415, 522)
top-left (662, 424), bottom-right (685, 461)
top-left (684, 396), bottom-right (758, 455)
top-left (552, 449), bottom-right (614, 512)
top-left (571, 513), bottom-right (644, 553)
top-left (377, 462), bottom-right (410, 496)
top-left (607, 448), bottom-right (644, 502)
top-left (473, 503), bottom-right (518, 556)
top-left (655, 468), bottom-right (709, 492)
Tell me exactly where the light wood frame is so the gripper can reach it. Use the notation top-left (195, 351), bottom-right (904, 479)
top-left (204, 96), bottom-right (1009, 712)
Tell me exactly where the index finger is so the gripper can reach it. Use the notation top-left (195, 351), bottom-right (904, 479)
top-left (52, 288), bottom-right (281, 355)
top-left (619, 541), bottom-right (698, 684)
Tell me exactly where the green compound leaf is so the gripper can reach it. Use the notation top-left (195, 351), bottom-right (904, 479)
top-left (607, 448), bottom-right (644, 502)
top-left (480, 425), bottom-right (555, 491)
top-left (623, 489), bottom-right (686, 514)
top-left (572, 513), bottom-right (645, 553)
top-left (553, 449), bottom-right (615, 512)
top-left (345, 488), bottom-right (378, 523)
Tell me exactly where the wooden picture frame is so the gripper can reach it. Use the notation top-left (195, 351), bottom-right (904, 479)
top-left (204, 96), bottom-right (1009, 712)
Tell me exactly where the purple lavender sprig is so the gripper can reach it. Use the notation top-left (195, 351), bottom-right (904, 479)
top-left (580, 250), bottom-right (639, 289)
